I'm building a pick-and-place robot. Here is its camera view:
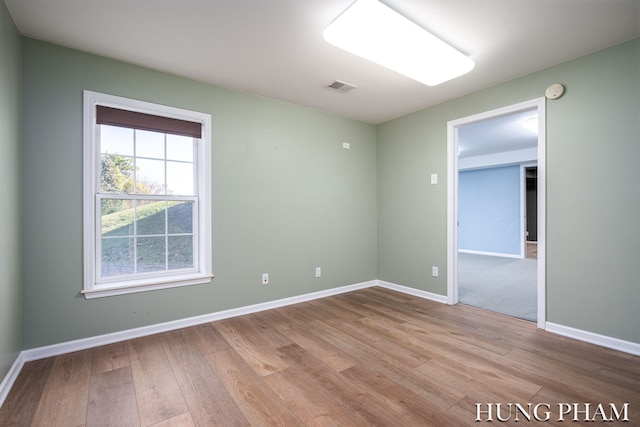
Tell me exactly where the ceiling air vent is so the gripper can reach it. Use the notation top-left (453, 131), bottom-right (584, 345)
top-left (328, 80), bottom-right (357, 93)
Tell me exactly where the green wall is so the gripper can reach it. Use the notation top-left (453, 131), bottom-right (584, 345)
top-left (15, 30), bottom-right (640, 350)
top-left (0, 0), bottom-right (22, 379)
top-left (377, 38), bottom-right (640, 344)
top-left (21, 39), bottom-right (377, 348)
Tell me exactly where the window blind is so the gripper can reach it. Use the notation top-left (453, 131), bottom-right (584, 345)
top-left (96, 105), bottom-right (202, 138)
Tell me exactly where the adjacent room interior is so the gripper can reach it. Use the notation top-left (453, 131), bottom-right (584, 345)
top-left (1, 0), bottom-right (639, 424)
top-left (455, 108), bottom-right (539, 322)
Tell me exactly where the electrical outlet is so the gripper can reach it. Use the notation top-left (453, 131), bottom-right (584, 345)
top-left (262, 273), bottom-right (269, 285)
top-left (315, 267), bottom-right (321, 278)
top-left (431, 173), bottom-right (438, 185)
top-left (432, 266), bottom-right (439, 277)
top-left (342, 142), bottom-right (351, 149)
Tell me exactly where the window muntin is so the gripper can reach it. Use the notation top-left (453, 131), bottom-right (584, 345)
top-left (99, 197), bottom-right (196, 279)
top-left (84, 91), bottom-right (212, 298)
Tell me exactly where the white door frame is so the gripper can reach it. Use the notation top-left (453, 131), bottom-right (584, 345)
top-left (446, 98), bottom-right (547, 328)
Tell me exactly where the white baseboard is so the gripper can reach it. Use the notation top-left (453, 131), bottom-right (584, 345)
top-left (22, 280), bottom-right (377, 363)
top-left (545, 322), bottom-right (640, 356)
top-left (5, 280), bottom-right (639, 408)
top-left (0, 352), bottom-right (25, 409)
top-left (377, 281), bottom-right (640, 356)
top-left (376, 280), bottom-right (448, 304)
top-left (18, 279), bottom-right (446, 364)
top-left (0, 279), bottom-right (439, 409)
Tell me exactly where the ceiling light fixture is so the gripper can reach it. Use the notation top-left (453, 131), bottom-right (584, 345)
top-left (323, 0), bottom-right (475, 86)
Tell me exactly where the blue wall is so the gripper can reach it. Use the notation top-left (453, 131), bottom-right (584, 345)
top-left (459, 165), bottom-right (521, 256)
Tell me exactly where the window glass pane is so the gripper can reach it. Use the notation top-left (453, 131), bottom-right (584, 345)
top-left (136, 200), bottom-right (166, 236)
top-left (168, 236), bottom-right (194, 270)
top-left (137, 236), bottom-right (166, 272)
top-left (100, 125), bottom-right (134, 156)
top-left (167, 134), bottom-right (194, 162)
top-left (100, 154), bottom-right (134, 193)
top-left (101, 199), bottom-right (134, 236)
top-left (135, 130), bottom-right (165, 159)
top-left (167, 201), bottom-right (193, 234)
top-left (102, 237), bottom-right (134, 277)
top-left (136, 158), bottom-right (166, 194)
top-left (166, 161), bottom-right (194, 196)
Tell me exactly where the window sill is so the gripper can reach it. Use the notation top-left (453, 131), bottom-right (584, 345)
top-left (82, 273), bottom-right (214, 299)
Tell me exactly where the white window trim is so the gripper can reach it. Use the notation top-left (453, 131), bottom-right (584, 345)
top-left (83, 90), bottom-right (212, 299)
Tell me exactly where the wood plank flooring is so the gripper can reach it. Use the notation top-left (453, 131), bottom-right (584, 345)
top-left (1, 287), bottom-right (639, 426)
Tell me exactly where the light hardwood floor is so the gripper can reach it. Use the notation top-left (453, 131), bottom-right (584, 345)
top-left (1, 287), bottom-right (639, 426)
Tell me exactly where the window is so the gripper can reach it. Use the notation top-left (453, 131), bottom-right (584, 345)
top-left (83, 91), bottom-right (212, 298)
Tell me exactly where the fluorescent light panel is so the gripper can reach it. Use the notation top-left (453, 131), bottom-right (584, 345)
top-left (324, 0), bottom-right (474, 86)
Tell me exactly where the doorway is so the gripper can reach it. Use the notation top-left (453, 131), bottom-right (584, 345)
top-left (447, 98), bottom-right (546, 328)
top-left (525, 166), bottom-right (538, 259)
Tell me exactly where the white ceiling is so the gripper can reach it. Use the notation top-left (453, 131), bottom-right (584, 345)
top-left (5, 0), bottom-right (640, 125)
top-left (458, 109), bottom-right (538, 159)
